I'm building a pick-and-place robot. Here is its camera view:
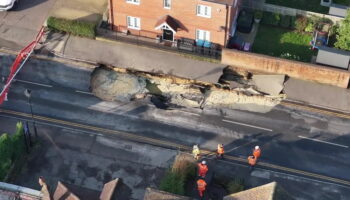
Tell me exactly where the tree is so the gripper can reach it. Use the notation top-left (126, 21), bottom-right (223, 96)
top-left (335, 10), bottom-right (350, 50)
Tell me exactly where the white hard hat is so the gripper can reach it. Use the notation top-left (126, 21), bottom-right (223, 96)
top-left (255, 146), bottom-right (260, 150)
top-left (194, 145), bottom-right (198, 149)
top-left (201, 160), bottom-right (206, 165)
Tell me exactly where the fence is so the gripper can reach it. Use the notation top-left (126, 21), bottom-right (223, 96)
top-left (242, 1), bottom-right (344, 23)
top-left (97, 25), bottom-right (222, 60)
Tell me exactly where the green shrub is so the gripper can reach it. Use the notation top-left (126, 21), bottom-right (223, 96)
top-left (0, 122), bottom-right (25, 181)
top-left (262, 12), bottom-right (280, 26)
top-left (227, 178), bottom-right (245, 194)
top-left (304, 21), bottom-right (315, 32)
top-left (159, 170), bottom-right (185, 195)
top-left (12, 122), bottom-right (25, 159)
top-left (47, 16), bottom-right (96, 38)
top-left (159, 160), bottom-right (196, 196)
top-left (295, 15), bottom-right (308, 32)
top-left (280, 15), bottom-right (291, 28)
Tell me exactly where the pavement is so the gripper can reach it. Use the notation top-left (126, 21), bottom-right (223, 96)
top-left (0, 0), bottom-right (56, 50)
top-left (1, 54), bottom-right (350, 199)
top-left (284, 78), bottom-right (350, 112)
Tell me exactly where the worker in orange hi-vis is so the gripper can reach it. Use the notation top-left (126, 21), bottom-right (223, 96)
top-left (253, 146), bottom-right (261, 159)
top-left (216, 144), bottom-right (225, 159)
top-left (197, 160), bottom-right (209, 178)
top-left (248, 155), bottom-right (257, 171)
top-left (197, 178), bottom-right (207, 198)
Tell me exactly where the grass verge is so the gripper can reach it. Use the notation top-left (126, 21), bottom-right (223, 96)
top-left (47, 16), bottom-right (96, 38)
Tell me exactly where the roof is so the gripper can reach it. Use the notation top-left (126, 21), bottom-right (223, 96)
top-left (143, 188), bottom-right (191, 200)
top-left (155, 15), bottom-right (181, 33)
top-left (223, 182), bottom-right (294, 200)
top-left (53, 181), bottom-right (101, 200)
top-left (316, 46), bottom-right (350, 69)
top-left (202, 0), bottom-right (235, 6)
top-left (100, 179), bottom-right (119, 200)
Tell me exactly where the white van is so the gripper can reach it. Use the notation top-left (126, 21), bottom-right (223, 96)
top-left (0, 0), bottom-right (19, 11)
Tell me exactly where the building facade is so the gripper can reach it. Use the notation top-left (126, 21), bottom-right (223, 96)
top-left (109, 0), bottom-right (240, 47)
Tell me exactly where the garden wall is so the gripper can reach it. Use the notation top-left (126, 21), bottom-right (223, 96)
top-left (242, 2), bottom-right (344, 23)
top-left (221, 49), bottom-right (350, 88)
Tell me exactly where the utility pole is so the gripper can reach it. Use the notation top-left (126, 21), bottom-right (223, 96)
top-left (24, 89), bottom-right (38, 138)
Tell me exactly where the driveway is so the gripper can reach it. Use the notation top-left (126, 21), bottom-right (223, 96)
top-left (0, 0), bottom-right (56, 50)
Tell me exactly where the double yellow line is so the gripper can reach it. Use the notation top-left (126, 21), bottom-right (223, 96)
top-left (281, 101), bottom-right (350, 119)
top-left (1, 108), bottom-right (350, 187)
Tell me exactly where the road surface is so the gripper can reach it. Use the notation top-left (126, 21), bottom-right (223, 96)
top-left (1, 53), bottom-right (350, 199)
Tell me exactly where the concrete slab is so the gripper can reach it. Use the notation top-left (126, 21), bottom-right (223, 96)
top-left (252, 74), bottom-right (285, 95)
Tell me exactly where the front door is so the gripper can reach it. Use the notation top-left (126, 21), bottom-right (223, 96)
top-left (163, 29), bottom-right (173, 41)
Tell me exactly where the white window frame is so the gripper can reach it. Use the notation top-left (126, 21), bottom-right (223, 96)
top-left (196, 29), bottom-right (210, 42)
top-left (197, 5), bottom-right (211, 18)
top-left (127, 16), bottom-right (141, 30)
top-left (164, 0), bottom-right (171, 9)
top-left (126, 0), bottom-right (140, 5)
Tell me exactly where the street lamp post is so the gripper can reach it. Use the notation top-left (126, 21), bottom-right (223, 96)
top-left (24, 89), bottom-right (38, 138)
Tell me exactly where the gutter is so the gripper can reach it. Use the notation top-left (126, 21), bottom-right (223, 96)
top-left (224, 4), bottom-right (229, 47)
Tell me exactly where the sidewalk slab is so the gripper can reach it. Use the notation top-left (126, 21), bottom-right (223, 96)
top-left (60, 35), bottom-right (226, 83)
top-left (284, 78), bottom-right (350, 112)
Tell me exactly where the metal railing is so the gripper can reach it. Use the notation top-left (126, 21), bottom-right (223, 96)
top-left (97, 25), bottom-right (222, 59)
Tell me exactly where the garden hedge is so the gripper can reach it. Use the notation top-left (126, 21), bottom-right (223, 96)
top-left (47, 16), bottom-right (96, 38)
top-left (280, 15), bottom-right (291, 28)
top-left (261, 11), bottom-right (281, 26)
top-left (0, 122), bottom-right (25, 180)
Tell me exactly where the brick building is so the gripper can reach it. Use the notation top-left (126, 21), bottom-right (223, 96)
top-left (109, 0), bottom-right (241, 47)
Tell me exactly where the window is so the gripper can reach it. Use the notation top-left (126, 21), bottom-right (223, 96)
top-left (164, 0), bottom-right (171, 9)
top-left (126, 0), bottom-right (140, 5)
top-left (196, 29), bottom-right (210, 41)
top-left (127, 16), bottom-right (141, 30)
top-left (197, 5), bottom-right (211, 18)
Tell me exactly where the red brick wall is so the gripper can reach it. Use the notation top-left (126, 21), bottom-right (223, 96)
top-left (110, 0), bottom-right (239, 46)
top-left (222, 49), bottom-right (350, 88)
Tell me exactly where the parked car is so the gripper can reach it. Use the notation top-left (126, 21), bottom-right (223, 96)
top-left (237, 9), bottom-right (254, 33)
top-left (0, 0), bottom-right (19, 11)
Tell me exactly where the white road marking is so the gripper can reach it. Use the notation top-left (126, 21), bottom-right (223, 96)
top-left (298, 135), bottom-right (349, 148)
top-left (14, 79), bottom-right (53, 88)
top-left (176, 110), bottom-right (200, 116)
top-left (75, 90), bottom-right (93, 95)
top-left (223, 119), bottom-right (273, 132)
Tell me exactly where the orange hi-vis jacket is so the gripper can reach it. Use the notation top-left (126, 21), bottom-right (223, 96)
top-left (217, 146), bottom-right (224, 154)
top-left (197, 179), bottom-right (207, 191)
top-left (198, 163), bottom-right (208, 176)
top-left (253, 149), bottom-right (261, 158)
top-left (248, 156), bottom-right (257, 166)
